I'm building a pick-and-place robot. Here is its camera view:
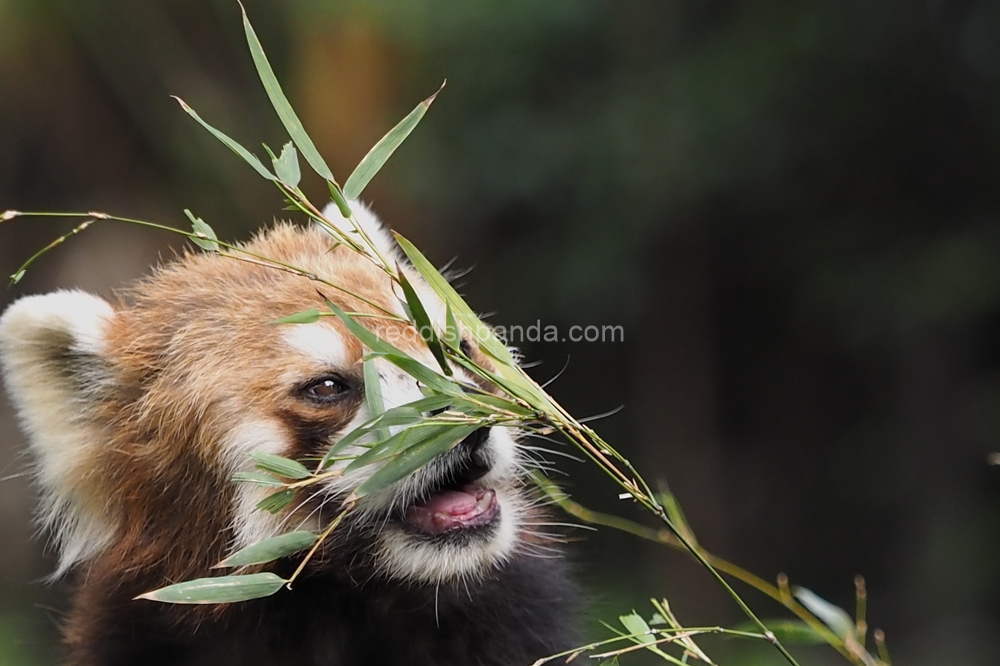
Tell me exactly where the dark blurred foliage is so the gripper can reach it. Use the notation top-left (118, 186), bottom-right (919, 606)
top-left (2, 1), bottom-right (999, 664)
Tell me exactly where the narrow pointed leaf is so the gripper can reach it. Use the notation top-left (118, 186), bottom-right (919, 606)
top-left (343, 423), bottom-right (436, 473)
top-left (240, 5), bottom-right (335, 182)
top-left (271, 308), bottom-right (321, 325)
top-left (444, 302), bottom-right (460, 349)
top-left (345, 420), bottom-right (475, 474)
top-left (395, 233), bottom-right (553, 413)
top-left (363, 355), bottom-right (389, 442)
top-left (250, 452), bottom-right (311, 480)
top-left (734, 620), bottom-right (827, 645)
top-left (398, 268), bottom-right (450, 375)
top-left (393, 233), bottom-right (512, 364)
top-left (273, 141), bottom-right (301, 188)
top-left (619, 612), bottom-right (654, 645)
top-left (172, 96), bottom-right (276, 181)
top-left (327, 182), bottom-right (352, 218)
top-left (215, 531), bottom-right (318, 568)
top-left (343, 82), bottom-right (444, 199)
top-left (324, 302), bottom-right (462, 395)
top-left (256, 489), bottom-right (294, 514)
top-left (448, 350), bottom-right (548, 410)
top-left (794, 587), bottom-right (855, 640)
top-left (661, 485), bottom-right (697, 546)
top-left (324, 300), bottom-right (403, 356)
top-left (184, 209), bottom-right (219, 252)
top-left (355, 423), bottom-right (478, 497)
top-left (458, 392), bottom-right (532, 417)
top-left (136, 573), bottom-right (286, 604)
top-left (320, 394), bottom-right (455, 467)
top-left (231, 471), bottom-right (285, 488)
top-left (381, 353), bottom-right (463, 396)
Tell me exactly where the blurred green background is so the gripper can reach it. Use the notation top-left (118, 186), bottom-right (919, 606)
top-left (1, 1), bottom-right (999, 664)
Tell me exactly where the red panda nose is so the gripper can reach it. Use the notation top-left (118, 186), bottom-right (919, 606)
top-left (459, 426), bottom-right (491, 456)
top-left (453, 426), bottom-right (492, 482)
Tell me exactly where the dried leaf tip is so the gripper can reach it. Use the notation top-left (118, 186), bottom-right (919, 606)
top-left (87, 211), bottom-right (110, 219)
top-left (1, 210), bottom-right (19, 221)
top-left (425, 79), bottom-right (447, 106)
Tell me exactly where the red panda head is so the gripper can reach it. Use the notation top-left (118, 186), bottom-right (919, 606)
top-left (0, 202), bottom-right (533, 592)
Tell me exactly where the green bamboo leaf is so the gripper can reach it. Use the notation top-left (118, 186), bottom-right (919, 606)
top-left (215, 531), bottom-right (318, 568)
top-left (458, 392), bottom-right (533, 417)
top-left (394, 234), bottom-right (554, 415)
top-left (240, 4), bottom-right (335, 183)
top-left (343, 82), bottom-right (444, 199)
top-left (660, 484), bottom-right (697, 546)
top-left (172, 96), bottom-right (276, 181)
top-left (381, 353), bottom-right (463, 396)
top-left (447, 349), bottom-right (549, 410)
top-left (793, 587), bottom-right (855, 640)
top-left (327, 182), bottom-right (352, 218)
top-left (324, 300), bottom-right (401, 356)
top-left (372, 395), bottom-right (455, 425)
top-left (256, 489), bottom-right (294, 514)
top-left (343, 423), bottom-right (433, 473)
top-left (363, 355), bottom-right (389, 442)
top-left (393, 233), bottom-right (512, 364)
top-left (136, 573), bottom-right (286, 604)
top-left (398, 268), bottom-right (451, 376)
top-left (324, 301), bottom-right (462, 396)
top-left (619, 612), bottom-right (654, 645)
top-left (354, 423), bottom-right (478, 497)
top-left (183, 209), bottom-right (219, 252)
top-left (250, 452), bottom-right (311, 480)
top-left (345, 420), bottom-right (475, 474)
top-left (320, 394), bottom-right (455, 468)
top-left (272, 141), bottom-right (301, 188)
top-left (734, 620), bottom-right (827, 645)
top-left (319, 414), bottom-right (397, 468)
top-left (271, 308), bottom-right (321, 325)
top-left (444, 302), bottom-right (460, 349)
top-left (231, 471), bottom-right (285, 488)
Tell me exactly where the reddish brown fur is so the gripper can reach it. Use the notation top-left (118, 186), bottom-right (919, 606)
top-left (15, 222), bottom-right (577, 665)
top-left (63, 224), bottom-right (433, 642)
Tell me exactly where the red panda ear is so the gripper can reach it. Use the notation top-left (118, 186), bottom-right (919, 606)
top-left (320, 198), bottom-right (448, 323)
top-left (0, 290), bottom-right (118, 576)
top-left (321, 199), bottom-right (401, 263)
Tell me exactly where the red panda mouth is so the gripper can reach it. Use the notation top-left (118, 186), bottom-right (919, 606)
top-left (403, 486), bottom-right (498, 534)
top-left (398, 428), bottom-right (500, 536)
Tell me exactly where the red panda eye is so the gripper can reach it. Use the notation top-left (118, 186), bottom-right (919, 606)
top-left (459, 338), bottom-right (474, 356)
top-left (302, 377), bottom-right (350, 403)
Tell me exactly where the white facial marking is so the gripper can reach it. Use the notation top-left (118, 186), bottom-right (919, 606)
top-left (282, 323), bottom-right (352, 369)
top-left (223, 420), bottom-right (305, 551)
top-left (278, 209), bottom-right (529, 582)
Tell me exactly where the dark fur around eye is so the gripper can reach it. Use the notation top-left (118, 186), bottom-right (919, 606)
top-left (299, 376), bottom-right (353, 404)
top-left (459, 338), bottom-right (474, 357)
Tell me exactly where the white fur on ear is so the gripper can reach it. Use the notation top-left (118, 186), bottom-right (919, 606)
top-left (321, 199), bottom-right (400, 262)
top-left (321, 199), bottom-right (452, 328)
top-left (0, 290), bottom-right (118, 576)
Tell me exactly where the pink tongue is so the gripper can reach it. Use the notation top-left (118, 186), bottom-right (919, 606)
top-left (404, 488), bottom-right (498, 534)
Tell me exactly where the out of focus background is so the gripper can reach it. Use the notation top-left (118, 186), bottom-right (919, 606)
top-left (1, 1), bottom-right (999, 664)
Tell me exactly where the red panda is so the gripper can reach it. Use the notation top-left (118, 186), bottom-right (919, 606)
top-left (0, 202), bottom-right (577, 666)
